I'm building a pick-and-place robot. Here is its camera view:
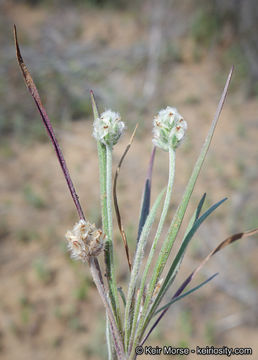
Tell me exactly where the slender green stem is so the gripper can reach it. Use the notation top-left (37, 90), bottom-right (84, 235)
top-left (128, 147), bottom-right (175, 355)
top-left (124, 188), bottom-right (166, 353)
top-left (97, 142), bottom-right (108, 232)
top-left (106, 145), bottom-right (114, 251)
top-left (106, 145), bottom-right (122, 332)
top-left (142, 67), bottom-right (233, 321)
top-left (143, 193), bottom-right (206, 322)
top-left (130, 68), bottom-right (233, 350)
top-left (106, 313), bottom-right (113, 360)
top-left (95, 123), bottom-right (114, 358)
top-left (89, 258), bottom-right (125, 360)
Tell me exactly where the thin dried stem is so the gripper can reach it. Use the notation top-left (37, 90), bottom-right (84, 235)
top-left (14, 25), bottom-right (85, 220)
top-left (113, 124), bottom-right (138, 272)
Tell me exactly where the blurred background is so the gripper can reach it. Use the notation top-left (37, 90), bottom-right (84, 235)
top-left (0, 0), bottom-right (257, 359)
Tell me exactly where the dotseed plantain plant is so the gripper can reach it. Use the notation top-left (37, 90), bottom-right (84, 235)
top-left (14, 25), bottom-right (257, 360)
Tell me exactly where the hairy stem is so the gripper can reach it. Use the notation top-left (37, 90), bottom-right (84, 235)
top-left (128, 147), bottom-right (175, 355)
top-left (89, 257), bottom-right (125, 359)
top-left (106, 313), bottom-right (113, 360)
top-left (131, 67), bottom-right (233, 350)
top-left (106, 145), bottom-right (122, 331)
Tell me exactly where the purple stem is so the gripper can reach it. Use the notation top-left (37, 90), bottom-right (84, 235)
top-left (14, 25), bottom-right (85, 220)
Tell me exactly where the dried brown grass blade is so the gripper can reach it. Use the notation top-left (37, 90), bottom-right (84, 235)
top-left (14, 25), bottom-right (85, 220)
top-left (174, 228), bottom-right (258, 300)
top-left (193, 228), bottom-right (258, 278)
top-left (113, 125), bottom-right (138, 272)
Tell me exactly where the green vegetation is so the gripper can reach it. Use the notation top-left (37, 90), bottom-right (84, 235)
top-left (23, 185), bottom-right (46, 209)
top-left (191, 8), bottom-right (221, 49)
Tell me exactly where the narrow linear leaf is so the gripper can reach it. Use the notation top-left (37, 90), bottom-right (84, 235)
top-left (90, 90), bottom-right (100, 121)
top-left (141, 228), bottom-right (258, 345)
top-left (14, 25), bottom-right (85, 220)
top-left (113, 125), bottom-right (138, 272)
top-left (118, 287), bottom-right (126, 307)
top-left (153, 197), bottom-right (227, 311)
top-left (194, 193), bottom-right (206, 221)
top-left (180, 193), bottom-right (206, 246)
top-left (141, 197), bottom-right (226, 341)
top-left (134, 68), bottom-right (234, 350)
top-left (137, 147), bottom-right (156, 242)
top-left (129, 148), bottom-right (176, 355)
top-left (141, 273), bottom-right (218, 346)
top-left (154, 273), bottom-right (218, 315)
top-left (146, 193), bottom-right (207, 315)
top-left (124, 188), bottom-right (165, 349)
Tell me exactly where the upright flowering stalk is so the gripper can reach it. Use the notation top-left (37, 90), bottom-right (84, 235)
top-left (130, 71), bottom-right (234, 354)
top-left (93, 109), bottom-right (125, 333)
top-left (125, 107), bottom-right (187, 352)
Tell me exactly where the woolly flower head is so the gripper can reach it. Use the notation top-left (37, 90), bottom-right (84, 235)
top-left (65, 219), bottom-right (105, 263)
top-left (153, 106), bottom-right (187, 151)
top-left (93, 110), bottom-right (125, 147)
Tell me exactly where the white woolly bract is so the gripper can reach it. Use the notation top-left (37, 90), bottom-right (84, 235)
top-left (65, 219), bottom-right (105, 262)
top-left (93, 109), bottom-right (125, 147)
top-left (152, 106), bottom-right (187, 151)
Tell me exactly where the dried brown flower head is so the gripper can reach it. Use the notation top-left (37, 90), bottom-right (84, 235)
top-left (66, 220), bottom-right (105, 262)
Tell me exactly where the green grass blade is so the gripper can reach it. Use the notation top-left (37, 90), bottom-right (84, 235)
top-left (183, 193), bottom-right (206, 239)
top-left (132, 67), bottom-right (233, 352)
top-left (155, 272), bottom-right (218, 315)
top-left (118, 287), bottom-right (126, 307)
top-left (143, 193), bottom-right (206, 322)
top-left (140, 273), bottom-right (218, 346)
top-left (128, 148), bottom-right (175, 354)
top-left (124, 188), bottom-right (165, 351)
top-left (156, 196), bottom-right (226, 305)
top-left (194, 193), bottom-right (206, 221)
top-left (142, 197), bottom-right (227, 337)
top-left (137, 147), bottom-right (156, 242)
